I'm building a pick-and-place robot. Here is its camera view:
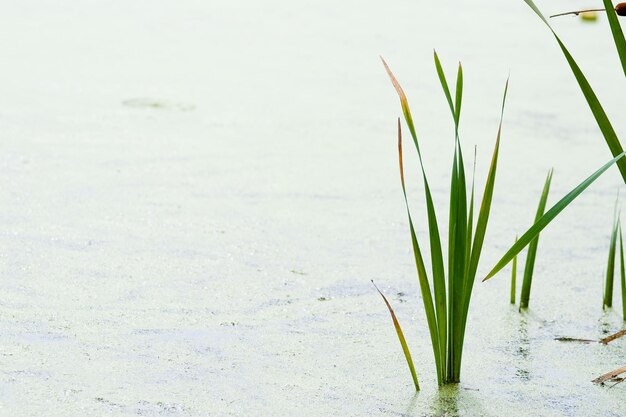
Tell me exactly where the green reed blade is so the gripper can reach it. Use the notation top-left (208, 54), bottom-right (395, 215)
top-left (619, 224), bottom-right (626, 321)
top-left (519, 169), bottom-right (553, 309)
top-left (455, 79), bottom-right (508, 379)
top-left (434, 51), bottom-right (455, 123)
top-left (484, 152), bottom-right (626, 281)
top-left (384, 60), bottom-right (448, 383)
top-left (396, 118), bottom-right (443, 385)
top-left (511, 236), bottom-right (518, 304)
top-left (465, 79), bottom-right (508, 297)
top-left (434, 53), bottom-right (467, 381)
top-left (604, 204), bottom-right (619, 308)
top-left (373, 281), bottom-right (420, 391)
top-left (602, 0), bottom-right (626, 76)
top-left (522, 0), bottom-right (626, 183)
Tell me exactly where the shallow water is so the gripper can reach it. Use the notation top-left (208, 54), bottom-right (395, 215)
top-left (0, 0), bottom-right (625, 416)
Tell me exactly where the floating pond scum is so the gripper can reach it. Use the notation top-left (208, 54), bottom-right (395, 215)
top-left (379, 52), bottom-right (626, 388)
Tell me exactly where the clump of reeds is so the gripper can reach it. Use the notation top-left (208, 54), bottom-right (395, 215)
top-left (381, 52), bottom-right (508, 385)
top-left (379, 52), bottom-right (625, 388)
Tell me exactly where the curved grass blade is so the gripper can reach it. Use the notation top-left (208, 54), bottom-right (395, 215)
top-left (521, 0), bottom-right (626, 183)
top-left (604, 205), bottom-right (620, 308)
top-left (384, 60), bottom-right (447, 383)
top-left (463, 78), bottom-right (508, 299)
top-left (455, 78), bottom-right (508, 379)
top-left (484, 152), bottom-right (626, 281)
top-left (520, 169), bottom-right (553, 309)
top-left (619, 225), bottom-right (626, 321)
top-left (372, 281), bottom-right (420, 391)
top-left (602, 0), bottom-right (626, 76)
top-left (434, 51), bottom-right (455, 123)
top-left (511, 236), bottom-right (518, 304)
top-left (396, 119), bottom-right (443, 385)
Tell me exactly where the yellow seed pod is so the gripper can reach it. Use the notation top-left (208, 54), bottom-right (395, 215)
top-left (580, 11), bottom-right (598, 21)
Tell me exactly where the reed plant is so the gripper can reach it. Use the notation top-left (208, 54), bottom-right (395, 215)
top-left (380, 53), bottom-right (625, 388)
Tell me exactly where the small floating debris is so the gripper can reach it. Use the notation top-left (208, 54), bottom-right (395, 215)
top-left (599, 329), bottom-right (626, 344)
top-left (592, 365), bottom-right (626, 385)
top-left (122, 98), bottom-right (195, 111)
top-left (554, 336), bottom-right (596, 343)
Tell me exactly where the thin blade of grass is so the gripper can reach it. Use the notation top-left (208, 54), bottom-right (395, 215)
top-left (372, 281), bottom-right (420, 391)
top-left (454, 78), bottom-right (508, 379)
top-left (520, 169), bottom-right (553, 309)
top-left (465, 79), bottom-right (509, 297)
top-left (451, 65), bottom-right (467, 382)
top-left (604, 208), bottom-right (619, 308)
top-left (522, 0), bottom-right (626, 183)
top-left (384, 60), bottom-right (448, 383)
top-left (511, 236), bottom-right (518, 304)
top-left (454, 63), bottom-right (463, 125)
top-left (621, 224), bottom-right (626, 320)
top-left (466, 147), bottom-right (477, 276)
top-left (484, 152), bottom-right (626, 281)
top-left (435, 55), bottom-right (467, 381)
top-left (397, 119), bottom-right (443, 385)
top-left (602, 0), bottom-right (626, 76)
top-left (434, 51), bottom-right (455, 122)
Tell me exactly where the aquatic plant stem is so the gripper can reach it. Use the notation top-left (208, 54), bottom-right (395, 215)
top-left (520, 170), bottom-right (553, 309)
top-left (511, 237), bottom-right (518, 304)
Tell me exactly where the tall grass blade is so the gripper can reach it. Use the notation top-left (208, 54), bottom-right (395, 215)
top-left (511, 237), bottom-right (518, 304)
top-left (604, 205), bottom-right (619, 308)
top-left (463, 79), bottom-right (508, 314)
top-left (454, 78), bottom-right (508, 380)
top-left (522, 0), bottom-right (626, 183)
top-left (373, 281), bottom-right (420, 391)
top-left (396, 118), bottom-right (444, 385)
top-left (619, 225), bottom-right (626, 321)
top-left (484, 152), bottom-right (626, 281)
top-left (519, 169), bottom-right (553, 309)
top-left (383, 60), bottom-right (448, 384)
top-left (602, 0), bottom-right (626, 76)
top-left (434, 52), bottom-right (467, 382)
